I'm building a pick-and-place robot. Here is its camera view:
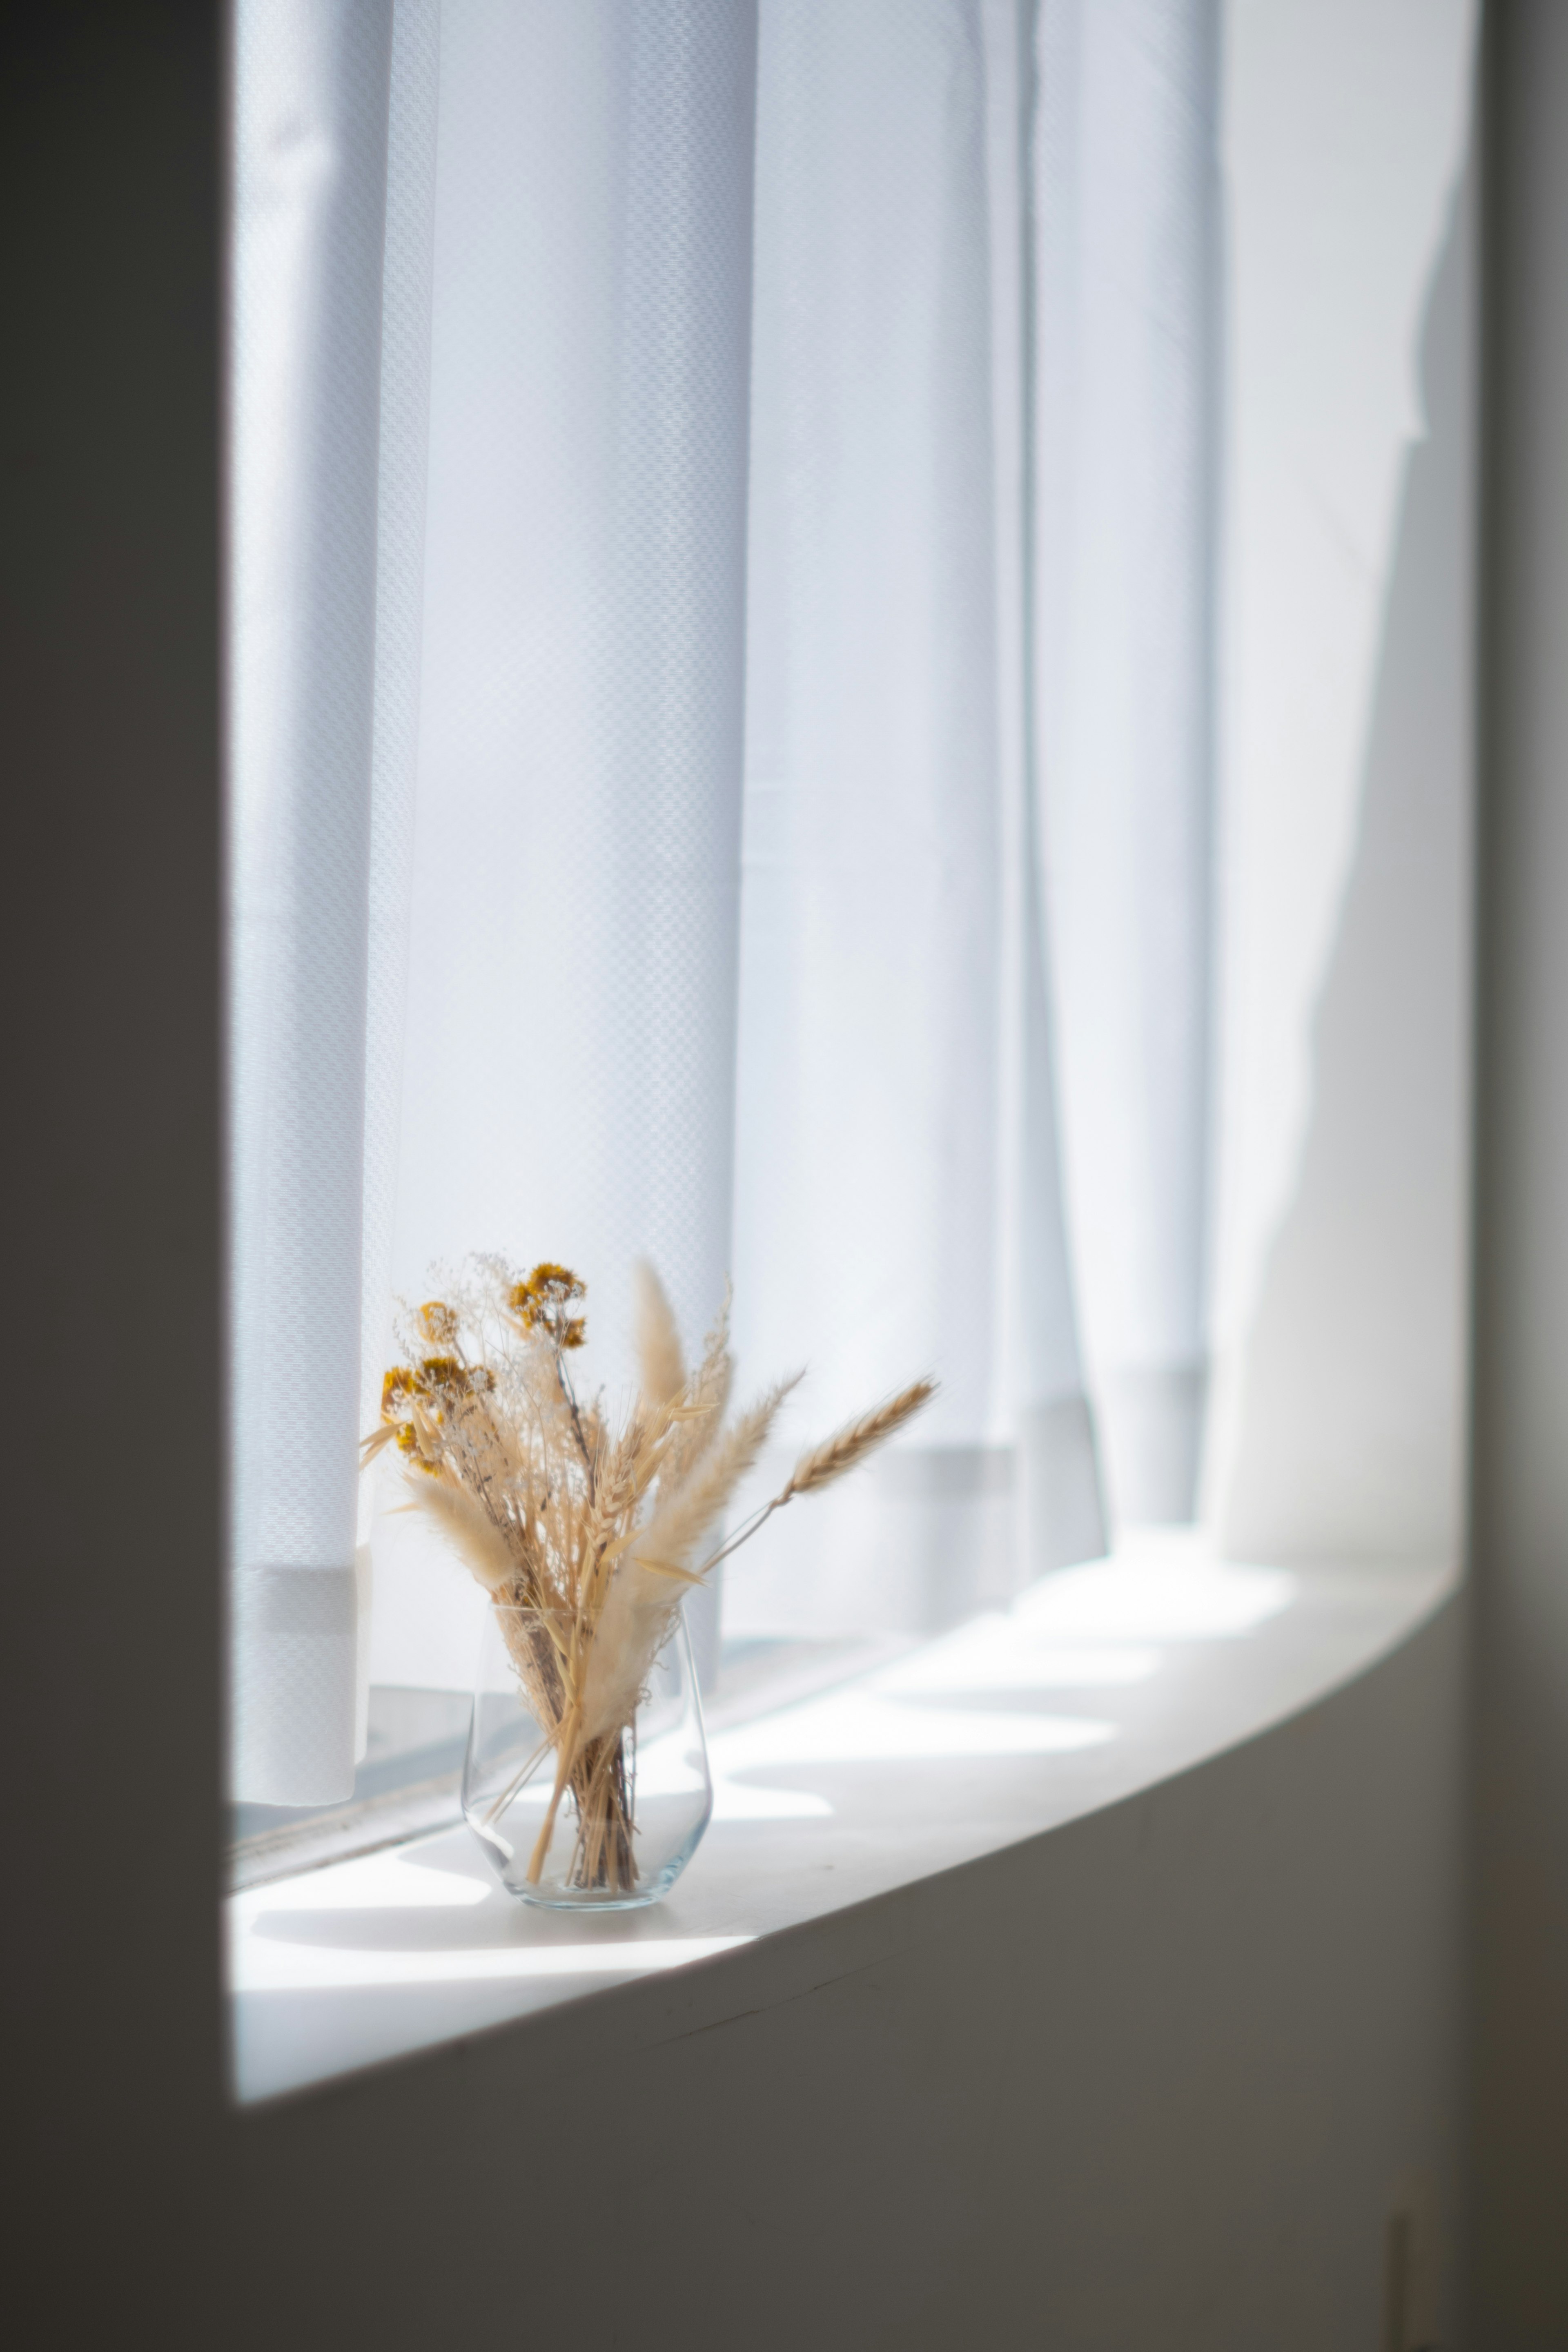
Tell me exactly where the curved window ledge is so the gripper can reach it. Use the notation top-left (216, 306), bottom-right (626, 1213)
top-left (228, 1534), bottom-right (1457, 2105)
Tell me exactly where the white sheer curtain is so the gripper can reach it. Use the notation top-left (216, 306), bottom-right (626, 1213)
top-left (228, 0), bottom-right (1222, 1797)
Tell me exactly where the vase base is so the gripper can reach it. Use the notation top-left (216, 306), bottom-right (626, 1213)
top-left (502, 1884), bottom-right (665, 1913)
top-left (481, 1845), bottom-right (698, 1911)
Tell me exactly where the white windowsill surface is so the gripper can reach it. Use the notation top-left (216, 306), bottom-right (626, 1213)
top-left (229, 1533), bottom-right (1457, 2105)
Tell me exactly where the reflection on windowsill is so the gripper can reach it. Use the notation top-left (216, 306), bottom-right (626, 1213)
top-left (1011, 1529), bottom-right (1295, 1643)
top-left (702, 1532), bottom-right (1292, 1812)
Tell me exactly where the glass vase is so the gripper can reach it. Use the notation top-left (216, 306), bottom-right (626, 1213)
top-left (463, 1603), bottom-right (712, 1910)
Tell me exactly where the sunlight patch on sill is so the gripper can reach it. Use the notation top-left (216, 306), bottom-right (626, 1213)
top-left (710, 1691), bottom-right (1114, 1774)
top-left (1013, 1534), bottom-right (1295, 1643)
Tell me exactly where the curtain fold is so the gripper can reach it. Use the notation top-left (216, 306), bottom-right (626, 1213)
top-left (727, 0), bottom-right (1017, 1634)
top-left (1030, 0), bottom-right (1222, 1527)
top-left (228, 0), bottom-right (396, 1803)
top-left (1004, 0), bottom-right (1110, 1578)
top-left (357, 0), bottom-right (441, 1538)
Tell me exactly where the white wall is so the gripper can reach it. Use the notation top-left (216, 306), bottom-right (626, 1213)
top-left (1210, 0), bottom-right (1480, 1565)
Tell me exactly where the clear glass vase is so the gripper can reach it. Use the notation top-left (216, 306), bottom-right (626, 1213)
top-left (463, 1603), bottom-right (712, 1910)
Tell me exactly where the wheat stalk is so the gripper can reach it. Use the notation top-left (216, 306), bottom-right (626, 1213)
top-left (632, 1374), bottom-right (798, 1580)
top-left (655, 1288), bottom-right (733, 1499)
top-left (694, 1377), bottom-right (938, 1578)
top-left (780, 1379), bottom-right (937, 1498)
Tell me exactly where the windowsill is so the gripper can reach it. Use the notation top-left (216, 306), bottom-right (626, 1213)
top-left (228, 1534), bottom-right (1457, 2106)
top-left (227, 1635), bottom-right (912, 1893)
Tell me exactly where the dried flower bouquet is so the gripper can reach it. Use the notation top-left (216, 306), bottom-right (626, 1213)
top-left (364, 1257), bottom-right (933, 1895)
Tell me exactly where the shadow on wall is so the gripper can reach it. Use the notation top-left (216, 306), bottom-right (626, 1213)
top-left (1218, 154), bottom-right (1476, 1567)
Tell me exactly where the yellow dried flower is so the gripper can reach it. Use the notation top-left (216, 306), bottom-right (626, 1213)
top-left (416, 1355), bottom-right (495, 1399)
top-left (417, 1300), bottom-right (459, 1347)
top-left (509, 1263), bottom-right (588, 1351)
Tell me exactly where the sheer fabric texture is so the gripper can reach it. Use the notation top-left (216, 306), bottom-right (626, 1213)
top-left (229, 0), bottom-right (1224, 1799)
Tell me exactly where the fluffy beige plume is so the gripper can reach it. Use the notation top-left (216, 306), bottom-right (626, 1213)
top-left (404, 1474), bottom-right (518, 1595)
top-left (779, 1379), bottom-right (937, 1501)
top-left (657, 1288), bottom-right (734, 1499)
top-left (658, 1355), bottom-right (731, 1500)
top-left (578, 1378), bottom-right (796, 1742)
top-left (636, 1375), bottom-right (798, 1581)
top-left (632, 1258), bottom-right (686, 1409)
top-left (580, 1559), bottom-right (682, 1743)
